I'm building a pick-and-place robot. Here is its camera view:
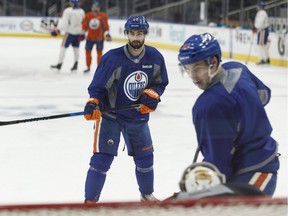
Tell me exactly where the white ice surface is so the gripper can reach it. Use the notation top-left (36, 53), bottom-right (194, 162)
top-left (0, 37), bottom-right (287, 204)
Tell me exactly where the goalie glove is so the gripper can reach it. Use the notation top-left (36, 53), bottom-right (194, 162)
top-left (138, 89), bottom-right (160, 114)
top-left (84, 98), bottom-right (101, 120)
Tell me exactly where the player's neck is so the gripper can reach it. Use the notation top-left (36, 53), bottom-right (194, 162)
top-left (128, 45), bottom-right (144, 57)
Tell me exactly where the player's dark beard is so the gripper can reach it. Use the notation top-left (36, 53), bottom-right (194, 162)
top-left (128, 40), bottom-right (144, 50)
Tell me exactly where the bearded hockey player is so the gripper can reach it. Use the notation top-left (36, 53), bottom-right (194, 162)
top-left (83, 15), bottom-right (169, 202)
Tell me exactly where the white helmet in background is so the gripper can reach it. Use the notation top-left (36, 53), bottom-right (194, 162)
top-left (179, 162), bottom-right (226, 193)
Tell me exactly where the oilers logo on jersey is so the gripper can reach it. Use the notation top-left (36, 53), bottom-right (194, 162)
top-left (124, 71), bottom-right (148, 101)
top-left (89, 18), bottom-right (100, 30)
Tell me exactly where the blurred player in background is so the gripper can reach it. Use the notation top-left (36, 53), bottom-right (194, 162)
top-left (178, 32), bottom-right (279, 196)
top-left (50, 0), bottom-right (85, 72)
top-left (82, 1), bottom-right (112, 73)
top-left (166, 162), bottom-right (264, 200)
top-left (253, 1), bottom-right (270, 65)
top-left (83, 16), bottom-right (169, 202)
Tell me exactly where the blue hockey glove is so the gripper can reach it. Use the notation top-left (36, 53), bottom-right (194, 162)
top-left (84, 98), bottom-right (101, 120)
top-left (51, 29), bottom-right (60, 37)
top-left (138, 89), bottom-right (160, 114)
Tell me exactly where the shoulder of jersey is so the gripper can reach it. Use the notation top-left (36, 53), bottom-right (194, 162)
top-left (102, 46), bottom-right (123, 59)
top-left (145, 45), bottom-right (164, 58)
top-left (99, 12), bottom-right (108, 17)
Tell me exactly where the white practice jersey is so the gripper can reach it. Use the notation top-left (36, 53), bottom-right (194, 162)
top-left (254, 10), bottom-right (269, 31)
top-left (58, 7), bottom-right (85, 35)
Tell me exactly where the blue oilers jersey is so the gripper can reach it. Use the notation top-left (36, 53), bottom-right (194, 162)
top-left (88, 44), bottom-right (169, 122)
top-left (193, 61), bottom-right (278, 179)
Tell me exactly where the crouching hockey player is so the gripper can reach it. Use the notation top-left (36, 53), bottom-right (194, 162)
top-left (177, 32), bottom-right (280, 196)
top-left (83, 15), bottom-right (169, 202)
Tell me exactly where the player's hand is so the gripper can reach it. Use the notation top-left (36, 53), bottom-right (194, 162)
top-left (51, 29), bottom-right (60, 37)
top-left (78, 34), bottom-right (85, 42)
top-left (84, 98), bottom-right (101, 120)
top-left (138, 89), bottom-right (160, 114)
top-left (105, 33), bottom-right (112, 42)
top-left (252, 27), bottom-right (257, 34)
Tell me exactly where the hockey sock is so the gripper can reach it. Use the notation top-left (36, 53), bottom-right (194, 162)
top-left (97, 50), bottom-right (103, 64)
top-left (258, 45), bottom-right (267, 62)
top-left (85, 153), bottom-right (114, 201)
top-left (73, 47), bottom-right (79, 62)
top-left (134, 154), bottom-right (154, 195)
top-left (261, 45), bottom-right (269, 61)
top-left (58, 47), bottom-right (66, 64)
top-left (86, 50), bottom-right (92, 68)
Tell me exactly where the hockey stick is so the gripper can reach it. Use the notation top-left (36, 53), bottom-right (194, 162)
top-left (192, 146), bottom-right (200, 163)
top-left (33, 29), bottom-right (51, 34)
top-left (31, 24), bottom-right (57, 34)
top-left (0, 104), bottom-right (140, 126)
top-left (245, 33), bottom-right (254, 65)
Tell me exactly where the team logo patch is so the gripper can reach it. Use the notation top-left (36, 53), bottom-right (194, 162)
top-left (124, 71), bottom-right (148, 101)
top-left (182, 43), bottom-right (191, 50)
top-left (89, 18), bottom-right (100, 30)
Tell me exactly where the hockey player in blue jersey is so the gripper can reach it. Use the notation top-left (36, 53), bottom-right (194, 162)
top-left (178, 32), bottom-right (279, 196)
top-left (83, 16), bottom-right (169, 202)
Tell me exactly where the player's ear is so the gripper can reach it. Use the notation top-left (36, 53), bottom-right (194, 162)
top-left (209, 58), bottom-right (215, 69)
top-left (207, 56), bottom-right (218, 69)
top-left (212, 56), bottom-right (219, 68)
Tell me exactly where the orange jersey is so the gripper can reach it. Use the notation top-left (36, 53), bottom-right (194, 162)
top-left (82, 12), bottom-right (109, 41)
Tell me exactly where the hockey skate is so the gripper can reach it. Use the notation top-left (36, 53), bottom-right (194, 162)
top-left (256, 58), bottom-right (270, 65)
top-left (84, 199), bottom-right (98, 204)
top-left (71, 61), bottom-right (78, 72)
top-left (50, 63), bottom-right (62, 70)
top-left (83, 67), bottom-right (90, 73)
top-left (140, 194), bottom-right (159, 202)
top-left (256, 60), bottom-right (266, 65)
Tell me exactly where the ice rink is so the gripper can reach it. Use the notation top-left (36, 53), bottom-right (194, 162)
top-left (0, 36), bottom-right (287, 204)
